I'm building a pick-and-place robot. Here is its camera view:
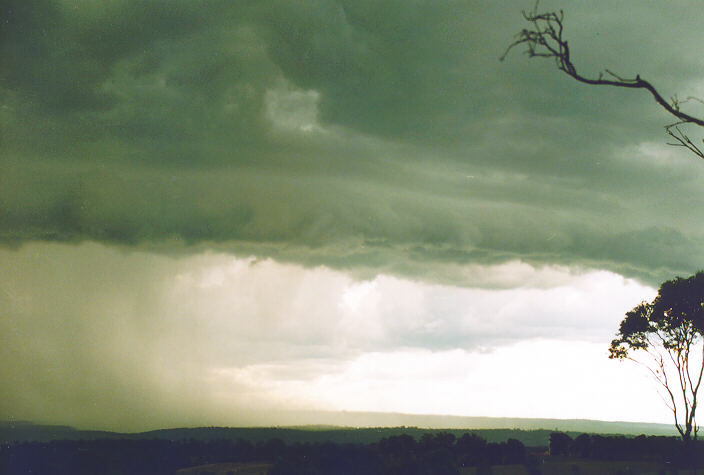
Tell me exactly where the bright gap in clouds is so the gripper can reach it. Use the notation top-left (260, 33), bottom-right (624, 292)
top-left (213, 341), bottom-right (668, 424)
top-left (0, 243), bottom-right (667, 431)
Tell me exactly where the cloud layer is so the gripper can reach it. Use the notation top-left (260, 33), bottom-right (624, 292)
top-left (2, 1), bottom-right (704, 286)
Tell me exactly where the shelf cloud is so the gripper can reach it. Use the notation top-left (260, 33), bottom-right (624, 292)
top-left (3, 0), bottom-right (704, 285)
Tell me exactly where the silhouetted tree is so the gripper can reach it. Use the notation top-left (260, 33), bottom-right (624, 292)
top-left (610, 272), bottom-right (704, 442)
top-left (570, 433), bottom-right (591, 458)
top-left (503, 438), bottom-right (526, 464)
top-left (549, 432), bottom-right (572, 456)
top-left (377, 434), bottom-right (419, 475)
top-left (455, 433), bottom-right (486, 467)
top-left (501, 3), bottom-right (704, 161)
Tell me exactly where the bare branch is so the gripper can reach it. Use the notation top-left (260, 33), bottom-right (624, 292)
top-left (666, 124), bottom-right (704, 160)
top-left (502, 3), bottom-right (704, 161)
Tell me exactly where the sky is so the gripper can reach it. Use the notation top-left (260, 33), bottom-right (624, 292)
top-left (2, 0), bottom-right (704, 432)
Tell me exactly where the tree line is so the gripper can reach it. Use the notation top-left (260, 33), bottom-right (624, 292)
top-left (1, 432), bottom-right (525, 474)
top-left (3, 431), bottom-right (704, 474)
top-left (549, 431), bottom-right (703, 464)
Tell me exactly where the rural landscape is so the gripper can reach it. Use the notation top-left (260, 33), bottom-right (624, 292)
top-left (2, 418), bottom-right (704, 473)
top-left (2, 0), bottom-right (704, 473)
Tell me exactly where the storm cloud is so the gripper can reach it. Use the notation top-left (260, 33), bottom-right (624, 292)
top-left (2, 0), bottom-right (704, 285)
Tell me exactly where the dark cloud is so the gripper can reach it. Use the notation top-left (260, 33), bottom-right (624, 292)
top-left (2, 0), bottom-right (704, 286)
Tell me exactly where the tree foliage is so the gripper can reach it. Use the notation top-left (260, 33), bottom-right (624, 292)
top-left (501, 2), bottom-right (704, 161)
top-left (609, 272), bottom-right (704, 441)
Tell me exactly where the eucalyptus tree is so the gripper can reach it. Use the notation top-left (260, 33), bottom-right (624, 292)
top-left (609, 272), bottom-right (704, 442)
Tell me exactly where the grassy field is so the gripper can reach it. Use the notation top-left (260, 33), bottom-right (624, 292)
top-left (459, 464), bottom-right (529, 474)
top-left (535, 455), bottom-right (703, 475)
top-left (173, 460), bottom-right (704, 475)
top-left (175, 462), bottom-right (272, 474)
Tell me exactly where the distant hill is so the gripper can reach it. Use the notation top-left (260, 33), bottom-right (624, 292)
top-left (0, 421), bottom-right (117, 442)
top-left (272, 411), bottom-right (678, 436)
top-left (0, 423), bottom-right (558, 447)
top-left (1, 413), bottom-right (677, 448)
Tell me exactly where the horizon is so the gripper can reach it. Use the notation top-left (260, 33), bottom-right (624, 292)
top-left (0, 411), bottom-right (679, 436)
top-left (2, 1), bottom-right (704, 433)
